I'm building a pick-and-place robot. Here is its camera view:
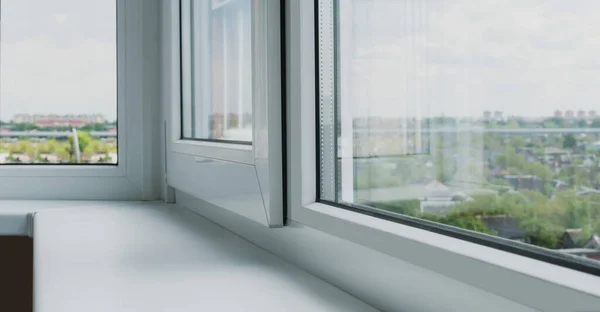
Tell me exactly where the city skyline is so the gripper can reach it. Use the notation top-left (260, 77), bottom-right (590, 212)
top-left (4, 109), bottom-right (600, 124)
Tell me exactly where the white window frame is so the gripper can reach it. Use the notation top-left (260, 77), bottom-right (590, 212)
top-left (286, 1), bottom-right (600, 311)
top-left (0, 0), bottom-right (157, 200)
top-left (163, 0), bottom-right (284, 227)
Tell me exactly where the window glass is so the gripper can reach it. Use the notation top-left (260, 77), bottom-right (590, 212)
top-left (319, 0), bottom-right (600, 268)
top-left (180, 0), bottom-right (253, 144)
top-left (0, 0), bottom-right (117, 164)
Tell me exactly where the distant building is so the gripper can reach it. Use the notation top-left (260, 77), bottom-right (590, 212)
top-left (583, 234), bottom-right (600, 250)
top-left (576, 186), bottom-right (600, 197)
top-left (418, 180), bottom-right (469, 214)
top-left (543, 147), bottom-right (570, 163)
top-left (493, 111), bottom-right (503, 120)
top-left (577, 110), bottom-right (586, 118)
top-left (589, 110), bottom-right (597, 118)
top-left (558, 233), bottom-right (600, 260)
top-left (559, 229), bottom-right (584, 249)
top-left (11, 114), bottom-right (107, 128)
top-left (554, 110), bottom-right (563, 118)
top-left (503, 175), bottom-right (545, 192)
top-left (583, 158), bottom-right (595, 168)
top-left (354, 179), bottom-right (470, 214)
top-left (585, 141), bottom-right (600, 152)
top-left (565, 110), bottom-right (575, 118)
top-left (553, 179), bottom-right (569, 191)
top-left (482, 215), bottom-right (526, 242)
top-left (558, 248), bottom-right (600, 261)
top-left (516, 148), bottom-right (538, 163)
top-left (483, 111), bottom-right (492, 120)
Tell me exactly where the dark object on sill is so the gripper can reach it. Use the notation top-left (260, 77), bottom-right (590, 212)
top-left (0, 236), bottom-right (33, 312)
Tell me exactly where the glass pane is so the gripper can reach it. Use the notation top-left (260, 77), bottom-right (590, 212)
top-left (0, 0), bottom-right (117, 164)
top-left (320, 0), bottom-right (600, 266)
top-left (181, 0), bottom-right (253, 143)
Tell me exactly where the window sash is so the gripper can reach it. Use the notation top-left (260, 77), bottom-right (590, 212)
top-left (284, 1), bottom-right (600, 310)
top-left (313, 0), bottom-right (600, 276)
top-left (172, 0), bottom-right (255, 164)
top-left (165, 0), bottom-right (283, 227)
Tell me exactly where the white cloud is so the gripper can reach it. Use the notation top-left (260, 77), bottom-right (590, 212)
top-left (342, 0), bottom-right (600, 118)
top-left (53, 13), bottom-right (69, 24)
top-left (1, 38), bottom-right (116, 121)
top-left (0, 0), bottom-right (116, 122)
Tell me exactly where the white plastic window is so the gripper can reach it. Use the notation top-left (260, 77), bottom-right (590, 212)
top-left (318, 0), bottom-right (600, 273)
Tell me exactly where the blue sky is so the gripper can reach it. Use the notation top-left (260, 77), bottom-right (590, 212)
top-left (0, 0), bottom-right (116, 121)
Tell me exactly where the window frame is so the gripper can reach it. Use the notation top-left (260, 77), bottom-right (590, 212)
top-left (0, 0), bottom-right (156, 200)
top-left (286, 0), bottom-right (600, 310)
top-left (164, 0), bottom-right (284, 227)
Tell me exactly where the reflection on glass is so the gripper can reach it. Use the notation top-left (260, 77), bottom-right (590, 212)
top-left (0, 0), bottom-right (117, 164)
top-left (181, 0), bottom-right (253, 143)
top-left (323, 0), bottom-right (600, 264)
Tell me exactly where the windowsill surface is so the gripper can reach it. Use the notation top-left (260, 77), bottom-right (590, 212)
top-left (0, 201), bottom-right (137, 236)
top-left (1, 201), bottom-right (377, 312)
top-left (295, 202), bottom-right (600, 306)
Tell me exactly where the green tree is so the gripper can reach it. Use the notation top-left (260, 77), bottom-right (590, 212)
top-left (505, 120), bottom-right (520, 129)
top-left (523, 162), bottom-right (554, 181)
top-left (38, 139), bottom-right (60, 154)
top-left (491, 178), bottom-right (510, 187)
top-left (421, 213), bottom-right (497, 234)
top-left (573, 170), bottom-right (589, 186)
top-left (563, 134), bottom-right (577, 149)
top-left (84, 140), bottom-right (102, 155)
top-left (509, 136), bottom-right (526, 149)
top-left (12, 123), bottom-right (38, 131)
top-left (9, 140), bottom-right (35, 156)
top-left (542, 183), bottom-right (555, 197)
top-left (495, 149), bottom-right (525, 169)
top-left (80, 123), bottom-right (109, 132)
top-left (519, 218), bottom-right (562, 249)
top-left (484, 134), bottom-right (504, 151)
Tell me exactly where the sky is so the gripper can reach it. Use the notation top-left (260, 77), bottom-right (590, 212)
top-left (0, 0), bottom-right (116, 122)
top-left (2, 0), bottom-right (600, 122)
top-left (342, 0), bottom-right (600, 118)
